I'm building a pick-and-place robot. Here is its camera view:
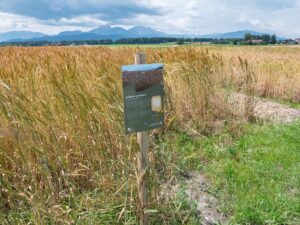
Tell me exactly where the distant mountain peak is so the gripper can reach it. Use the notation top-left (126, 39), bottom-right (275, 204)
top-left (128, 26), bottom-right (165, 36)
top-left (0, 31), bottom-right (46, 42)
top-left (58, 30), bottom-right (84, 36)
top-left (90, 25), bottom-right (126, 35)
top-left (90, 25), bottom-right (165, 37)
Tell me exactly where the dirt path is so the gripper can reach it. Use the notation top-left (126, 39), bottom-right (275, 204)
top-left (229, 93), bottom-right (300, 123)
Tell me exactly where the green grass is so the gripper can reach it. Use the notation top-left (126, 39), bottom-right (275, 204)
top-left (215, 122), bottom-right (300, 224)
top-left (165, 121), bottom-right (300, 224)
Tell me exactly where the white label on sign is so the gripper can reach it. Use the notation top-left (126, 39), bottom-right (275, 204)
top-left (151, 96), bottom-right (162, 112)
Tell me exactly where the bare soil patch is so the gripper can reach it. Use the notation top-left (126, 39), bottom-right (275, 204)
top-left (185, 173), bottom-right (227, 225)
top-left (159, 173), bottom-right (227, 225)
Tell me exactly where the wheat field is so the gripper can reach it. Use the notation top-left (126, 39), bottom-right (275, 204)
top-left (208, 45), bottom-right (300, 102)
top-left (0, 45), bottom-right (299, 224)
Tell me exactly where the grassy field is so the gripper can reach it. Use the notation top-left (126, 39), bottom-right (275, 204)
top-left (0, 45), bottom-right (299, 224)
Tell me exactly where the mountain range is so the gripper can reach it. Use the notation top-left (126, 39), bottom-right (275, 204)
top-left (0, 31), bottom-right (45, 42)
top-left (0, 26), bottom-right (284, 43)
top-left (197, 30), bottom-right (269, 39)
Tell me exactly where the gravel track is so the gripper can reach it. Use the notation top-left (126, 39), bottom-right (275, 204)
top-left (229, 93), bottom-right (300, 123)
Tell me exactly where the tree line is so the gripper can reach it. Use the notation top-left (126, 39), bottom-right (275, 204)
top-left (244, 33), bottom-right (277, 44)
top-left (0, 34), bottom-right (284, 47)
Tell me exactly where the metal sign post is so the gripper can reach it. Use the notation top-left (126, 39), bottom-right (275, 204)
top-left (121, 53), bottom-right (164, 225)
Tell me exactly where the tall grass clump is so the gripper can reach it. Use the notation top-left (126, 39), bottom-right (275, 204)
top-left (163, 49), bottom-right (229, 133)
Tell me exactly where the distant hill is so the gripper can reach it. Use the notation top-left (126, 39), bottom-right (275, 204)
top-left (25, 33), bottom-right (124, 42)
top-left (6, 26), bottom-right (167, 43)
top-left (90, 25), bottom-right (128, 36)
top-left (126, 26), bottom-right (165, 37)
top-left (198, 30), bottom-right (266, 39)
top-left (0, 27), bottom-right (286, 43)
top-left (0, 31), bottom-right (46, 42)
top-left (57, 30), bottom-right (85, 36)
top-left (83, 25), bottom-right (165, 38)
top-left (197, 30), bottom-right (286, 40)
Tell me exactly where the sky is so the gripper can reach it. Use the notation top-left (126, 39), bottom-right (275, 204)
top-left (0, 0), bottom-right (300, 38)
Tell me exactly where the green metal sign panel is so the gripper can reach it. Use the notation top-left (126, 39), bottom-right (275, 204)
top-left (122, 63), bottom-right (164, 134)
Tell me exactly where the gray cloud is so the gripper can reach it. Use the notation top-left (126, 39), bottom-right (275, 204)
top-left (0, 0), bottom-right (160, 20)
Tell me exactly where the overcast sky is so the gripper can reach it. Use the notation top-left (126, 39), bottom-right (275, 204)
top-left (0, 0), bottom-right (300, 38)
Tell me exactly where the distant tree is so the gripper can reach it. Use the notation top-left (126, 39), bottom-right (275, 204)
top-left (185, 38), bottom-right (192, 44)
top-left (261, 34), bottom-right (271, 43)
top-left (270, 34), bottom-right (277, 44)
top-left (244, 33), bottom-right (253, 41)
top-left (177, 38), bottom-right (185, 45)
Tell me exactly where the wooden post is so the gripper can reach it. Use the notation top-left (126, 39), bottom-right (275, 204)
top-left (135, 53), bottom-right (149, 225)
